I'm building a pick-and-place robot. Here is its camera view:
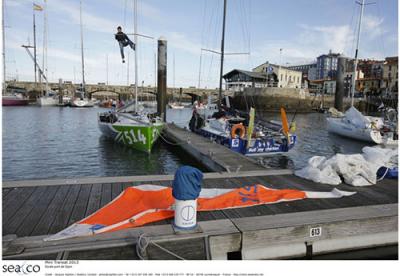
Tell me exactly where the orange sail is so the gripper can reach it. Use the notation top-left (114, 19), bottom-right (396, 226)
top-left (46, 184), bottom-right (355, 240)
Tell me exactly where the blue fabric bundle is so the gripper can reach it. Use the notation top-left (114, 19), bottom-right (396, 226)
top-left (172, 166), bottom-right (203, 200)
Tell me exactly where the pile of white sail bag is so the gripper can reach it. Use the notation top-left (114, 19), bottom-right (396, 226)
top-left (295, 146), bottom-right (398, 186)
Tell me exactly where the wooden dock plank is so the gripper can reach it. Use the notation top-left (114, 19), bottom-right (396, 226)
top-left (4, 186), bottom-right (49, 236)
top-left (3, 187), bottom-right (37, 224)
top-left (30, 185), bottom-right (71, 236)
top-left (48, 185), bottom-right (81, 234)
top-left (68, 185), bottom-right (92, 225)
top-left (85, 184), bottom-right (102, 217)
top-left (2, 188), bottom-right (13, 197)
top-left (111, 182), bottom-right (122, 201)
top-left (16, 186), bottom-right (60, 237)
top-left (100, 183), bottom-right (112, 208)
top-left (164, 124), bottom-right (265, 172)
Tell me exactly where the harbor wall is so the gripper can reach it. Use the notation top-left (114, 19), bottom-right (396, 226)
top-left (231, 87), bottom-right (365, 112)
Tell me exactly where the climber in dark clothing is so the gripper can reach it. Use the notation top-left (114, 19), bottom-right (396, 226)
top-left (115, 26), bottom-right (135, 63)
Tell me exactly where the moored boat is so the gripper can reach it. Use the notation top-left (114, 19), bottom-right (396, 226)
top-left (98, 110), bottom-right (164, 152)
top-left (2, 94), bottom-right (29, 106)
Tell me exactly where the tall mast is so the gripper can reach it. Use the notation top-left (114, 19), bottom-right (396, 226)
top-left (134, 0), bottom-right (138, 112)
top-left (351, 0), bottom-right (365, 106)
top-left (2, 0), bottom-right (6, 92)
top-left (33, 3), bottom-right (37, 84)
top-left (218, 0), bottom-right (227, 109)
top-left (43, 0), bottom-right (48, 93)
top-left (80, 0), bottom-right (86, 93)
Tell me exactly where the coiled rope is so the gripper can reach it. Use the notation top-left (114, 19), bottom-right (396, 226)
top-left (136, 233), bottom-right (185, 260)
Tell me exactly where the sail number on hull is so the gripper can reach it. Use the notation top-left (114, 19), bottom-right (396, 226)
top-left (116, 129), bottom-right (147, 145)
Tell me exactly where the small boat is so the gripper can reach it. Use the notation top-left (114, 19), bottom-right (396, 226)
top-left (326, 0), bottom-right (393, 145)
top-left (2, 94), bottom-right (29, 106)
top-left (168, 102), bottom-right (185, 109)
top-left (2, 86), bottom-right (30, 106)
top-left (190, 107), bottom-right (296, 156)
top-left (97, 0), bottom-right (164, 153)
top-left (71, 98), bottom-right (94, 107)
top-left (37, 94), bottom-right (59, 106)
top-left (326, 107), bottom-right (383, 144)
top-left (98, 108), bottom-right (164, 153)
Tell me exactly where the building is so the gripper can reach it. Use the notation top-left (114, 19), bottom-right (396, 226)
top-left (316, 50), bottom-right (341, 79)
top-left (253, 62), bottom-right (302, 88)
top-left (223, 69), bottom-right (270, 92)
top-left (358, 59), bottom-right (384, 79)
top-left (343, 69), bottom-right (365, 96)
top-left (381, 56), bottom-right (398, 94)
top-left (287, 63), bottom-right (317, 82)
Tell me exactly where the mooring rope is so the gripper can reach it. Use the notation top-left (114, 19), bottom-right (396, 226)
top-left (136, 233), bottom-right (186, 260)
top-left (155, 127), bottom-right (189, 146)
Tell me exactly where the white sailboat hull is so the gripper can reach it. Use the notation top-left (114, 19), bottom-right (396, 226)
top-left (326, 117), bottom-right (383, 144)
top-left (71, 98), bottom-right (94, 108)
top-left (37, 96), bottom-right (58, 106)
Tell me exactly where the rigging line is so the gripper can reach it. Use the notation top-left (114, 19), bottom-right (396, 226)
top-left (236, 0), bottom-right (247, 53)
top-left (376, 0), bottom-right (386, 57)
top-left (350, 4), bottom-right (360, 58)
top-left (200, 0), bottom-right (208, 47)
top-left (346, 2), bottom-right (357, 56)
top-left (205, 0), bottom-right (217, 50)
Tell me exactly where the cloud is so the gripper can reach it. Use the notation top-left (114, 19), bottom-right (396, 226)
top-left (362, 14), bottom-right (386, 40)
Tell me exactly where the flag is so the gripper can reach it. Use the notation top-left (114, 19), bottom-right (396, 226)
top-left (45, 184), bottom-right (355, 241)
top-left (33, 3), bottom-right (43, 11)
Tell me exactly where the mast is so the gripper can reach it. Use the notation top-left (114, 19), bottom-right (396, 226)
top-left (134, 0), bottom-right (138, 112)
top-left (33, 3), bottom-right (37, 84)
top-left (79, 0), bottom-right (86, 94)
top-left (43, 0), bottom-right (48, 94)
top-left (351, 0), bottom-right (365, 107)
top-left (218, 0), bottom-right (227, 109)
top-left (2, 0), bottom-right (6, 92)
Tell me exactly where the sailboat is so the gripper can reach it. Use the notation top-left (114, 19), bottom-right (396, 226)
top-left (326, 0), bottom-right (386, 144)
top-left (70, 0), bottom-right (94, 108)
top-left (97, 0), bottom-right (164, 153)
top-left (189, 0), bottom-right (296, 156)
top-left (35, 0), bottom-right (58, 106)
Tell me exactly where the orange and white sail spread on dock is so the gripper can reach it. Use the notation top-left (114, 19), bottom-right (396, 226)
top-left (46, 184), bottom-right (355, 240)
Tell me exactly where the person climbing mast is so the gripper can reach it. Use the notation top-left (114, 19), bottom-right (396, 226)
top-left (115, 26), bottom-right (135, 63)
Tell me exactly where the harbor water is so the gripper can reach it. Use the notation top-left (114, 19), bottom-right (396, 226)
top-left (2, 106), bottom-right (371, 181)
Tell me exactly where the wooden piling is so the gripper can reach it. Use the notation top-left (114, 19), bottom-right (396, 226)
top-left (157, 37), bottom-right (167, 121)
top-left (335, 56), bottom-right (346, 112)
top-left (58, 78), bottom-right (63, 105)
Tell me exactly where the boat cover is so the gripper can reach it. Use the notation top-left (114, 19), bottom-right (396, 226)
top-left (45, 184), bottom-right (355, 241)
top-left (345, 106), bottom-right (371, 128)
top-left (172, 166), bottom-right (203, 200)
top-left (295, 146), bottom-right (398, 186)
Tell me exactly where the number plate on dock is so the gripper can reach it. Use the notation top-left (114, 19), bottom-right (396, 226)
top-left (310, 226), bottom-right (322, 237)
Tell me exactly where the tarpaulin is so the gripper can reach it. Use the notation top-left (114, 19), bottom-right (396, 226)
top-left (46, 184), bottom-right (355, 241)
top-left (172, 166), bottom-right (203, 200)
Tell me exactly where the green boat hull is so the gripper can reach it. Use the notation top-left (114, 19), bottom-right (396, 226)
top-left (101, 123), bottom-right (164, 153)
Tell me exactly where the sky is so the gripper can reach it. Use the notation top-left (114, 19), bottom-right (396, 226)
top-left (2, 0), bottom-right (398, 88)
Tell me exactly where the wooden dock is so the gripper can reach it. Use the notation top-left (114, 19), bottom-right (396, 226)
top-left (163, 123), bottom-right (266, 172)
top-left (2, 123), bottom-right (398, 260)
top-left (2, 170), bottom-right (398, 260)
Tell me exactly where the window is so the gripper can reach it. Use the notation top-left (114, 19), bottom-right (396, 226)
top-left (280, 74), bottom-right (283, 81)
top-left (289, 76), bottom-right (291, 82)
top-left (389, 65), bottom-right (392, 71)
